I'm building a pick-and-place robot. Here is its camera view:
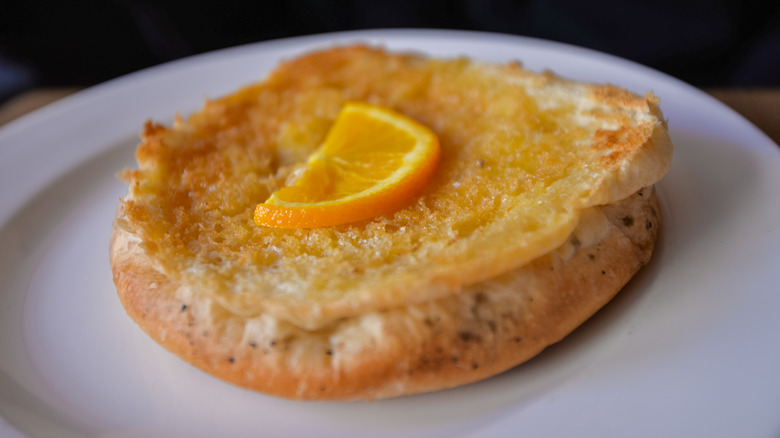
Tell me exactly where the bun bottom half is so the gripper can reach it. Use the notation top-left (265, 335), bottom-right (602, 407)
top-left (110, 187), bottom-right (660, 401)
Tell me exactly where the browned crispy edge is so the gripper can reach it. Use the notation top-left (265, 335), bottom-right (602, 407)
top-left (110, 187), bottom-right (660, 401)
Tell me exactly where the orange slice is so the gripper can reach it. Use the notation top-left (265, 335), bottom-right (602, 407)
top-left (254, 102), bottom-right (441, 229)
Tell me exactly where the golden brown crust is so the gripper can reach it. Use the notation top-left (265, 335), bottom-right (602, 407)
top-left (111, 187), bottom-right (660, 400)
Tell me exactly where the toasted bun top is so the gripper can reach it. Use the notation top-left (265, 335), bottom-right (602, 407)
top-left (117, 46), bottom-right (672, 330)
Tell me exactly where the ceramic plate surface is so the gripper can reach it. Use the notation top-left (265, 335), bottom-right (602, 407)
top-left (1, 29), bottom-right (779, 438)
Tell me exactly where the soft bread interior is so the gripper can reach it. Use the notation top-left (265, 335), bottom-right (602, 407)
top-left (111, 186), bottom-right (660, 400)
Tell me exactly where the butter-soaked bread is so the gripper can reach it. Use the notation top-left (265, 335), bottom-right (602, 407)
top-left (111, 46), bottom-right (672, 400)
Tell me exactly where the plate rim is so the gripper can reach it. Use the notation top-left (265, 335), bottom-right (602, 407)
top-left (1, 28), bottom-right (779, 438)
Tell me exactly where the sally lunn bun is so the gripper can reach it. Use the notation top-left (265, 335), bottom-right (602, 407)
top-left (111, 45), bottom-right (673, 400)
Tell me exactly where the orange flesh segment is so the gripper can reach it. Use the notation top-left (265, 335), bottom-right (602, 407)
top-left (254, 102), bottom-right (441, 228)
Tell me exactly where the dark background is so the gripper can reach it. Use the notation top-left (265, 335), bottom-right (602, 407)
top-left (2, 0), bottom-right (779, 103)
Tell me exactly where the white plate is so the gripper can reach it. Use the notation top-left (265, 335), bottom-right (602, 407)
top-left (1, 29), bottom-right (779, 438)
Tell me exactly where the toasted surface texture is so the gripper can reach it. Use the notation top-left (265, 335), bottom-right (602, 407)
top-left (111, 46), bottom-right (672, 400)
